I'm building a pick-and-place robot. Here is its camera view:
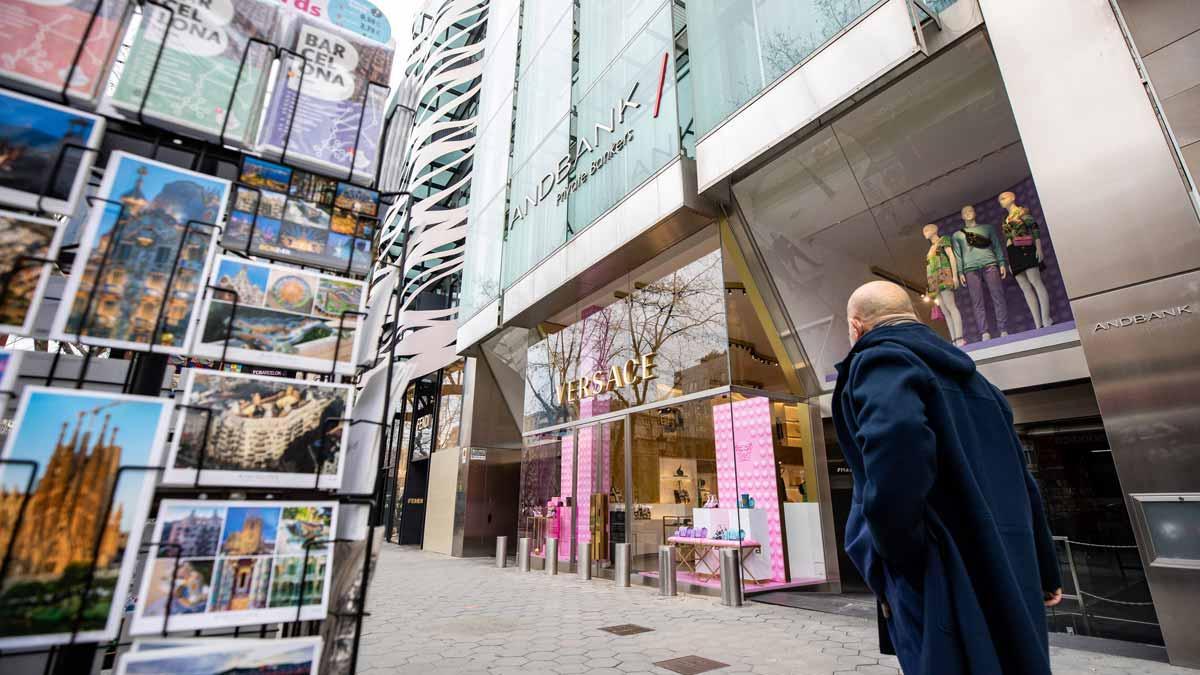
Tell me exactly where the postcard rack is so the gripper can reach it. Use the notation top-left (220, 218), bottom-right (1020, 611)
top-left (0, 1), bottom-right (414, 673)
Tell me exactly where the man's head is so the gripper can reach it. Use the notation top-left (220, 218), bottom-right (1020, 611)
top-left (998, 191), bottom-right (1016, 209)
top-left (961, 205), bottom-right (976, 222)
top-left (847, 281), bottom-right (918, 346)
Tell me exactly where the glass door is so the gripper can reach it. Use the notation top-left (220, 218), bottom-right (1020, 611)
top-left (570, 418), bottom-right (628, 576)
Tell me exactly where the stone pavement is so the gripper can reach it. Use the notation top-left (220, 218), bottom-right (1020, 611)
top-left (358, 545), bottom-right (1191, 675)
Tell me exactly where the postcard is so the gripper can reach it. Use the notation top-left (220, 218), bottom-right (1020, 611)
top-left (51, 152), bottom-right (227, 354)
top-left (118, 637), bottom-right (321, 675)
top-left (108, 0), bottom-right (277, 147)
top-left (224, 157), bottom-right (373, 274)
top-left (239, 156), bottom-right (292, 193)
top-left (0, 387), bottom-right (172, 649)
top-left (0, 211), bottom-right (65, 335)
top-left (0, 1), bottom-right (131, 108)
top-left (193, 256), bottom-right (365, 375)
top-left (334, 183), bottom-right (380, 217)
top-left (164, 369), bottom-right (353, 489)
top-left (258, 19), bottom-right (394, 183)
top-left (131, 500), bottom-right (338, 634)
top-left (0, 88), bottom-right (105, 216)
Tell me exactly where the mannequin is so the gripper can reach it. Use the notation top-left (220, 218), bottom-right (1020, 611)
top-left (999, 191), bottom-right (1053, 329)
top-left (951, 205), bottom-right (1008, 341)
top-left (922, 224), bottom-right (964, 346)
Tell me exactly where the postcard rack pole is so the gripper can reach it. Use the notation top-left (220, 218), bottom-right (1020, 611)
top-left (345, 81), bottom-right (392, 184)
top-left (56, 0), bottom-right (105, 105)
top-left (328, 310), bottom-right (368, 381)
top-left (71, 197), bottom-right (131, 356)
top-left (145, 219), bottom-right (222, 355)
top-left (138, 543), bottom-right (184, 638)
top-left (175, 404), bottom-right (216, 489)
top-left (218, 38), bottom-right (278, 147)
top-left (36, 144), bottom-right (99, 216)
top-left (276, 48), bottom-right (311, 168)
top-left (132, 1), bottom-right (177, 128)
top-left (203, 285), bottom-right (241, 370)
top-left (346, 193), bottom-right (413, 674)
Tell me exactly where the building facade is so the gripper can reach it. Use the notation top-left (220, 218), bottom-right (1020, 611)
top-left (370, 0), bottom-right (1200, 666)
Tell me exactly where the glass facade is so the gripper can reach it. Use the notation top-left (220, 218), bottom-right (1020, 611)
top-left (688, 0), bottom-right (961, 139)
top-left (498, 1), bottom-right (687, 290)
top-left (517, 227), bottom-right (828, 591)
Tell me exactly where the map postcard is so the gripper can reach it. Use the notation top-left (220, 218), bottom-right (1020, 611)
top-left (0, 0), bottom-right (131, 108)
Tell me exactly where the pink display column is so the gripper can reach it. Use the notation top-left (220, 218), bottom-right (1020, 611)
top-left (713, 397), bottom-right (786, 582)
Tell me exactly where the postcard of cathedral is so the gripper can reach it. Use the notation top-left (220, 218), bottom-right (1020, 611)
top-left (50, 151), bottom-right (229, 355)
top-left (0, 386), bottom-right (172, 649)
top-left (163, 369), bottom-right (354, 489)
top-left (192, 255), bottom-right (366, 375)
top-left (130, 499), bottom-right (338, 634)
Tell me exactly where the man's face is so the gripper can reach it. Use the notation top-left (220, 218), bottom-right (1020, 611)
top-left (962, 205), bottom-right (975, 221)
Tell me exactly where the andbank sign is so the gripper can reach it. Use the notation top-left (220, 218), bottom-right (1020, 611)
top-left (508, 52), bottom-right (670, 228)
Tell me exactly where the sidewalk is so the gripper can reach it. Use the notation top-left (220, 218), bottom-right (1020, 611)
top-left (358, 545), bottom-right (1192, 675)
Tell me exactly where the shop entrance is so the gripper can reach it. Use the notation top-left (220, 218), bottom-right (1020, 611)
top-left (520, 393), bottom-right (830, 594)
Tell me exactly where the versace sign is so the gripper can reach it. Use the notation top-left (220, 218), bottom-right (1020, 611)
top-left (557, 352), bottom-right (658, 404)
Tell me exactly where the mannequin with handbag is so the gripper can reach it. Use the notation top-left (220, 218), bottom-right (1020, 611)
top-left (923, 224), bottom-right (965, 346)
top-left (999, 191), bottom-right (1054, 329)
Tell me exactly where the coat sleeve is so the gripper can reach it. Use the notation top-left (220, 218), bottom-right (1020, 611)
top-left (848, 348), bottom-right (938, 575)
top-left (994, 387), bottom-right (1064, 592)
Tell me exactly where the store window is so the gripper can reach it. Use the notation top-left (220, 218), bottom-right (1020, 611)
top-left (731, 33), bottom-right (1075, 385)
top-left (522, 230), bottom-right (729, 431)
top-left (518, 227), bottom-right (831, 591)
top-left (434, 360), bottom-right (465, 451)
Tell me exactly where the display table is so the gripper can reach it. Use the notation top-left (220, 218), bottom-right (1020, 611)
top-left (666, 536), bottom-right (764, 584)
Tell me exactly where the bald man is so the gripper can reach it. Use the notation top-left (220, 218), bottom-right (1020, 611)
top-left (833, 281), bottom-right (1061, 675)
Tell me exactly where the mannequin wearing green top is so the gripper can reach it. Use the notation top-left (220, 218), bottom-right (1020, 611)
top-left (951, 205), bottom-right (1008, 340)
top-left (922, 224), bottom-right (964, 346)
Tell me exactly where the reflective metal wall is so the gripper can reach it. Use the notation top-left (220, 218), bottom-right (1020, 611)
top-left (981, 0), bottom-right (1200, 665)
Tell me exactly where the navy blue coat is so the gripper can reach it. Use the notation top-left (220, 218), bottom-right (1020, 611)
top-left (833, 323), bottom-right (1062, 674)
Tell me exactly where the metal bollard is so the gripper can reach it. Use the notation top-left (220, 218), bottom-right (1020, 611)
top-left (496, 536), bottom-right (508, 568)
top-left (614, 542), bottom-right (631, 587)
top-left (719, 548), bottom-right (744, 607)
top-left (658, 545), bottom-right (677, 596)
top-left (545, 538), bottom-right (559, 575)
top-left (517, 537), bottom-right (531, 572)
top-left (578, 556), bottom-right (592, 580)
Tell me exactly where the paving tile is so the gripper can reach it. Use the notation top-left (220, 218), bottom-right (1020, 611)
top-left (359, 545), bottom-right (1184, 675)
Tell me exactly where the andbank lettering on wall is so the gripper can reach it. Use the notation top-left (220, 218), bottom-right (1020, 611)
top-left (508, 82), bottom-right (643, 228)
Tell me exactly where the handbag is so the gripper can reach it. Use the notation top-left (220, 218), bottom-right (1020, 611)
top-left (931, 304), bottom-right (944, 321)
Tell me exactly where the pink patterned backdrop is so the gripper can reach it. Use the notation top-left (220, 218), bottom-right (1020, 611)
top-left (713, 397), bottom-right (786, 582)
